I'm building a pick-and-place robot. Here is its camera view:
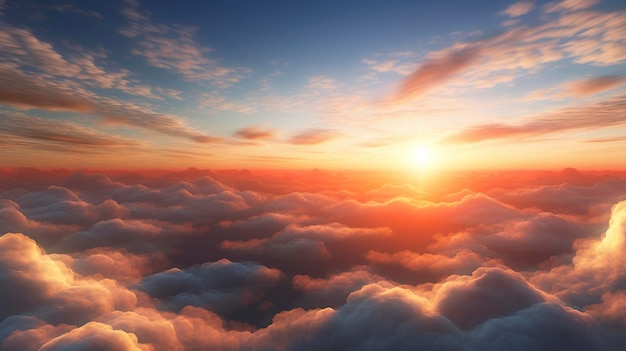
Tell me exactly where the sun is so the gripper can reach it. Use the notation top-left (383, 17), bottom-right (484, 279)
top-left (413, 146), bottom-right (433, 168)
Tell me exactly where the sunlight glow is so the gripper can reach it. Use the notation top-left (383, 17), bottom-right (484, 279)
top-left (414, 146), bottom-right (433, 168)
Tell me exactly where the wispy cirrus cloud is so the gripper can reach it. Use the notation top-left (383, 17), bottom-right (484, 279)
top-left (0, 21), bottom-right (223, 144)
top-left (446, 94), bottom-right (626, 143)
top-left (95, 98), bottom-right (225, 144)
top-left (584, 136), bottom-right (626, 143)
top-left (48, 3), bottom-right (102, 18)
top-left (119, 0), bottom-right (248, 87)
top-left (565, 75), bottom-right (626, 96)
top-left (393, 47), bottom-right (484, 103)
top-left (288, 129), bottom-right (341, 145)
top-left (198, 92), bottom-right (255, 113)
top-left (234, 127), bottom-right (276, 141)
top-left (501, 1), bottom-right (535, 17)
top-left (0, 67), bottom-right (222, 143)
top-left (0, 112), bottom-right (140, 148)
top-left (0, 22), bottom-right (167, 100)
top-left (391, 0), bottom-right (625, 104)
top-left (524, 74), bottom-right (626, 101)
top-left (0, 68), bottom-right (94, 112)
top-left (306, 76), bottom-right (340, 92)
top-left (544, 0), bottom-right (600, 13)
top-left (362, 58), bottom-right (415, 75)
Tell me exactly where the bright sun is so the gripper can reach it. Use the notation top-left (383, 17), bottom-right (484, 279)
top-left (413, 146), bottom-right (433, 168)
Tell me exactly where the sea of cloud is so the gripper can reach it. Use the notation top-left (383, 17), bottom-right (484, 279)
top-left (1, 167), bottom-right (626, 350)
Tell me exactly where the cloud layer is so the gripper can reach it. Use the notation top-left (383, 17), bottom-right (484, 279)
top-left (1, 168), bottom-right (626, 350)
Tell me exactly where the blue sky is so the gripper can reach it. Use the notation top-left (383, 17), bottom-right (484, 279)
top-left (1, 0), bottom-right (625, 169)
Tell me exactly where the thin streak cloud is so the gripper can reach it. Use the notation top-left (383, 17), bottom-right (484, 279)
top-left (446, 94), bottom-right (626, 143)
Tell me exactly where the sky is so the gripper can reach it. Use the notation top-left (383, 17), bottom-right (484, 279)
top-left (2, 2), bottom-right (626, 350)
top-left (1, 0), bottom-right (625, 170)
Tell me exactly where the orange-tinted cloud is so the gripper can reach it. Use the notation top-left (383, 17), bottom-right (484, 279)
top-left (0, 69), bottom-right (94, 112)
top-left (0, 112), bottom-right (140, 148)
top-left (565, 75), bottom-right (626, 96)
top-left (394, 47), bottom-right (483, 103)
top-left (366, 249), bottom-right (487, 280)
top-left (38, 322), bottom-right (145, 351)
top-left (2, 169), bottom-right (626, 349)
top-left (531, 200), bottom-right (626, 307)
top-left (446, 94), bottom-right (626, 143)
top-left (544, 0), bottom-right (600, 13)
top-left (288, 129), bottom-right (341, 145)
top-left (234, 127), bottom-right (276, 140)
top-left (390, 1), bottom-right (625, 104)
top-left (0, 22), bottom-right (223, 145)
top-left (501, 1), bottom-right (535, 17)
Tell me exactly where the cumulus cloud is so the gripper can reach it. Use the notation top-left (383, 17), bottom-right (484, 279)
top-left (222, 223), bottom-right (391, 264)
top-left (0, 233), bottom-right (135, 326)
top-left (531, 200), bottom-right (626, 307)
top-left (292, 266), bottom-right (388, 308)
top-left (1, 169), bottom-right (626, 349)
top-left (139, 259), bottom-right (283, 314)
top-left (366, 249), bottom-right (488, 281)
top-left (434, 267), bottom-right (548, 329)
top-left (38, 322), bottom-right (146, 351)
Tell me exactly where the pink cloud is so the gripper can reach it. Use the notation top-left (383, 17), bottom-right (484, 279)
top-left (446, 94), bottom-right (626, 143)
top-left (501, 1), bottom-right (535, 17)
top-left (288, 129), bottom-right (341, 145)
top-left (394, 46), bottom-right (483, 103)
top-left (586, 291), bottom-right (626, 327)
top-left (234, 127), bottom-right (276, 140)
top-left (390, 2), bottom-right (626, 103)
top-left (565, 75), bottom-right (626, 96)
top-left (544, 0), bottom-right (600, 13)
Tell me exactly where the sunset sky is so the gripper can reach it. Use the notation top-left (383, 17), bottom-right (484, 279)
top-left (1, 0), bottom-right (625, 170)
top-left (3, 1), bottom-right (626, 350)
